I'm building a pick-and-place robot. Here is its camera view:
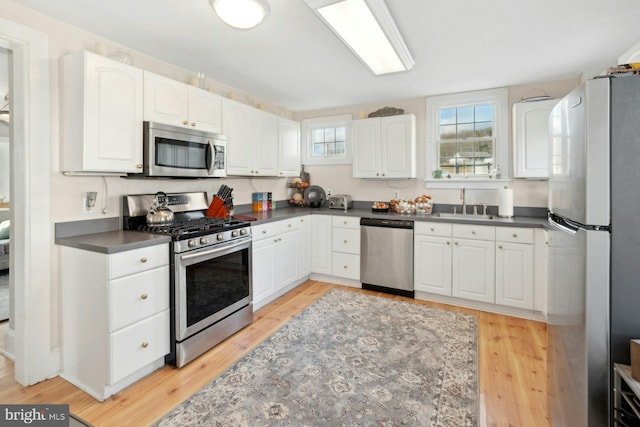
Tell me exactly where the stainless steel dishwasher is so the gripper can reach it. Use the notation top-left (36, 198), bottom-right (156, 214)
top-left (360, 218), bottom-right (414, 298)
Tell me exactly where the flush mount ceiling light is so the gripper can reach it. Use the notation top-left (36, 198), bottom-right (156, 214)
top-left (211, 0), bottom-right (270, 30)
top-left (304, 0), bottom-right (414, 75)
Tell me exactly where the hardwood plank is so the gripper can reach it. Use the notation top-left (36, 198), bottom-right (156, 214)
top-left (0, 281), bottom-right (548, 426)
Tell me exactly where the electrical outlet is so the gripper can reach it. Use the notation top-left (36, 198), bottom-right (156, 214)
top-left (327, 188), bottom-right (332, 196)
top-left (393, 190), bottom-right (400, 199)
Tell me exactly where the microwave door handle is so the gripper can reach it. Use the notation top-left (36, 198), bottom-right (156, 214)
top-left (206, 140), bottom-right (215, 175)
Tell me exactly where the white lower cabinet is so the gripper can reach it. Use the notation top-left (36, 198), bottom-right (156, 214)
top-left (251, 218), bottom-right (305, 310)
top-left (331, 216), bottom-right (360, 280)
top-left (414, 222), bottom-right (452, 295)
top-left (495, 227), bottom-right (534, 310)
top-left (310, 215), bottom-right (361, 282)
top-left (415, 222), bottom-right (541, 315)
top-left (452, 237), bottom-right (496, 303)
top-left (60, 243), bottom-right (170, 401)
top-left (311, 215), bottom-right (333, 275)
top-left (298, 215), bottom-right (312, 278)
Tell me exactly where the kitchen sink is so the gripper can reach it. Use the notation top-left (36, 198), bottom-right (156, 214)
top-left (434, 213), bottom-right (496, 220)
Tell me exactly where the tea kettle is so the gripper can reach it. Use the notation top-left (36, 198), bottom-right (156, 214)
top-left (146, 191), bottom-right (174, 225)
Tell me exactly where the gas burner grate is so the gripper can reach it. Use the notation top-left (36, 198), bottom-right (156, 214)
top-left (137, 218), bottom-right (246, 237)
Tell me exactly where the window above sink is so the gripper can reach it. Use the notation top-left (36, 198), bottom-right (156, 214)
top-left (425, 88), bottom-right (510, 190)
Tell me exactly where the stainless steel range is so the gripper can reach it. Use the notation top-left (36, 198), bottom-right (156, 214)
top-left (123, 192), bottom-right (252, 367)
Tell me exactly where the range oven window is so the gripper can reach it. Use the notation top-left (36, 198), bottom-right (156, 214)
top-left (185, 248), bottom-right (250, 327)
top-left (156, 137), bottom-right (208, 170)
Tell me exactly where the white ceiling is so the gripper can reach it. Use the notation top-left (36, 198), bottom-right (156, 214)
top-left (14, 0), bottom-right (640, 112)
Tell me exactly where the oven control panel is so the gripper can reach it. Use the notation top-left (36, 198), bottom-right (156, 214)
top-left (175, 226), bottom-right (251, 253)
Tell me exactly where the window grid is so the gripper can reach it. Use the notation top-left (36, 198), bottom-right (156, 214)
top-left (311, 126), bottom-right (346, 158)
top-left (437, 104), bottom-right (495, 176)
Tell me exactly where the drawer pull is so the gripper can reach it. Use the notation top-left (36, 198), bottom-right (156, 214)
top-left (512, 233), bottom-right (518, 238)
top-left (498, 245), bottom-right (503, 249)
top-left (141, 342), bottom-right (149, 349)
top-left (471, 230), bottom-right (476, 235)
top-left (344, 240), bottom-right (348, 244)
top-left (288, 224), bottom-right (292, 227)
top-left (262, 230), bottom-right (267, 234)
top-left (454, 242), bottom-right (459, 246)
top-left (140, 293), bottom-right (148, 300)
top-left (344, 220), bottom-right (348, 224)
top-left (430, 227), bottom-right (435, 232)
top-left (182, 120), bottom-right (188, 125)
top-left (140, 257), bottom-right (148, 263)
top-left (343, 265), bottom-right (348, 269)
top-left (446, 241), bottom-right (450, 245)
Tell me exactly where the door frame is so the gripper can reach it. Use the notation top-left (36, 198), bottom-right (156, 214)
top-left (0, 17), bottom-right (53, 385)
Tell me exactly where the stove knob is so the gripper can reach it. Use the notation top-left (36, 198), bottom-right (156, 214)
top-left (200, 237), bottom-right (208, 245)
top-left (217, 233), bottom-right (224, 241)
top-left (240, 228), bottom-right (247, 236)
top-left (231, 230), bottom-right (239, 238)
top-left (188, 239), bottom-right (197, 248)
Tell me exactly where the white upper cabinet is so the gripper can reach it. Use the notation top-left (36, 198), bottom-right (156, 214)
top-left (222, 98), bottom-right (278, 176)
top-left (278, 118), bottom-right (301, 177)
top-left (143, 71), bottom-right (222, 134)
top-left (352, 114), bottom-right (416, 178)
top-left (60, 50), bottom-right (143, 174)
top-left (512, 99), bottom-right (557, 178)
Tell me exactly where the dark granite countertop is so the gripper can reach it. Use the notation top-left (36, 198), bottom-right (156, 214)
top-left (55, 228), bottom-right (171, 254)
top-left (240, 207), bottom-right (548, 229)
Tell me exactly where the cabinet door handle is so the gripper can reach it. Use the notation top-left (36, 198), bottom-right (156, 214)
top-left (191, 122), bottom-right (196, 127)
top-left (344, 240), bottom-right (348, 244)
top-left (136, 164), bottom-right (143, 169)
top-left (262, 230), bottom-right (267, 234)
top-left (182, 120), bottom-right (188, 125)
top-left (498, 245), bottom-right (503, 249)
top-left (446, 241), bottom-right (450, 245)
top-left (344, 220), bottom-right (348, 224)
top-left (471, 230), bottom-right (476, 235)
top-left (300, 219), bottom-right (304, 222)
top-left (288, 224), bottom-right (292, 227)
top-left (512, 233), bottom-right (518, 238)
top-left (454, 242), bottom-right (458, 245)
top-left (343, 265), bottom-right (348, 269)
top-left (140, 257), bottom-right (148, 263)
top-left (140, 293), bottom-right (148, 300)
top-left (430, 227), bottom-right (435, 232)
top-left (141, 342), bottom-right (149, 349)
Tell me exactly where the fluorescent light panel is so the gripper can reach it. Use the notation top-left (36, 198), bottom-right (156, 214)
top-left (307, 0), bottom-right (414, 75)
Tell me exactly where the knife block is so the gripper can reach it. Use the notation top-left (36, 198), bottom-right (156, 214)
top-left (205, 196), bottom-right (227, 218)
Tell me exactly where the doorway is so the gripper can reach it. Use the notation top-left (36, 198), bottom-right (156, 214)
top-left (0, 47), bottom-right (11, 333)
top-left (0, 18), bottom-right (53, 386)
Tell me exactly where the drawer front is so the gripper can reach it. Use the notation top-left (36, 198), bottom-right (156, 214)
top-left (452, 224), bottom-right (495, 241)
top-left (495, 227), bottom-right (534, 244)
top-left (332, 216), bottom-right (360, 229)
top-left (109, 244), bottom-right (168, 279)
top-left (414, 222), bottom-right (452, 237)
top-left (332, 252), bottom-right (360, 280)
top-left (252, 219), bottom-right (299, 241)
top-left (110, 309), bottom-right (170, 384)
top-left (332, 228), bottom-right (360, 254)
top-left (109, 266), bottom-right (170, 332)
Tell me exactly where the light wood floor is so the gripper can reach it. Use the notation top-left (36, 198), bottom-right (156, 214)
top-left (0, 280), bottom-right (549, 426)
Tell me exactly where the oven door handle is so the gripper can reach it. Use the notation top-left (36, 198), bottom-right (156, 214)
top-left (180, 238), bottom-right (250, 261)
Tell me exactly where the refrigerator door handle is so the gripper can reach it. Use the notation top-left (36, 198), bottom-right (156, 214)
top-left (548, 212), bottom-right (579, 235)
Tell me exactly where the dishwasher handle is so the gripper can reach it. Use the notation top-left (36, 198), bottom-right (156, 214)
top-left (360, 217), bottom-right (414, 229)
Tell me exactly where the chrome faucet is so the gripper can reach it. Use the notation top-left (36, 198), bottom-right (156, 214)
top-left (460, 187), bottom-right (466, 215)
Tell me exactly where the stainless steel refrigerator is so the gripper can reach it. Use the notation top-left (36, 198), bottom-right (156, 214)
top-left (547, 73), bottom-right (640, 426)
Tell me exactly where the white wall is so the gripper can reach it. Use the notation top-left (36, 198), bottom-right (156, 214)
top-left (0, 49), bottom-right (9, 201)
top-left (294, 77), bottom-right (580, 208)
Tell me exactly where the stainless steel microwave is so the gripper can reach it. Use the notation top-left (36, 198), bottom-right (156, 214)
top-left (141, 121), bottom-right (227, 178)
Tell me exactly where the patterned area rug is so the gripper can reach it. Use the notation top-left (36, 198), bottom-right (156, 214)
top-left (0, 270), bottom-right (8, 322)
top-left (155, 290), bottom-right (478, 426)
